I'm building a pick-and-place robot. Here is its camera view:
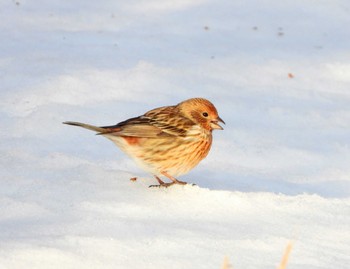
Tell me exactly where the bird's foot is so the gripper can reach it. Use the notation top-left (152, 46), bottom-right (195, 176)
top-left (149, 173), bottom-right (195, 188)
top-left (149, 182), bottom-right (175, 188)
top-left (149, 181), bottom-right (187, 188)
top-left (149, 178), bottom-right (196, 188)
top-left (173, 179), bottom-right (187, 185)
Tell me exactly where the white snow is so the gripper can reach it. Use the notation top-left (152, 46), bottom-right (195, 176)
top-left (1, 0), bottom-right (350, 268)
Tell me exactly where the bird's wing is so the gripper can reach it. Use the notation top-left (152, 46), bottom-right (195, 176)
top-left (101, 116), bottom-right (163, 137)
top-left (101, 106), bottom-right (195, 138)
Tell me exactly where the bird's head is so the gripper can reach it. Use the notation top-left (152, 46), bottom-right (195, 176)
top-left (178, 98), bottom-right (225, 131)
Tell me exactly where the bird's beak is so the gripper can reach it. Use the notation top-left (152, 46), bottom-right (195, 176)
top-left (211, 116), bottom-right (225, 130)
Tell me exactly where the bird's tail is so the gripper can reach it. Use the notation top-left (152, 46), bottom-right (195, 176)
top-left (63, 121), bottom-right (108, 134)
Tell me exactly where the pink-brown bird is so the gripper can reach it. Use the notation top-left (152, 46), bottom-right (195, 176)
top-left (63, 98), bottom-right (224, 187)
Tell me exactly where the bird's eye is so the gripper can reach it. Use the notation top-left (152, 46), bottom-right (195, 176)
top-left (202, 112), bottom-right (209, 117)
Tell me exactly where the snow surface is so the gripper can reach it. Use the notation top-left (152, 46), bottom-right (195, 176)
top-left (1, 0), bottom-right (350, 268)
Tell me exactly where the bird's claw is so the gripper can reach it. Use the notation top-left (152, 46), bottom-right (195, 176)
top-left (148, 181), bottom-right (196, 188)
top-left (150, 173), bottom-right (195, 188)
top-left (149, 183), bottom-right (173, 188)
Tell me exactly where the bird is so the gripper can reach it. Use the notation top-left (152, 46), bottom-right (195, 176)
top-left (63, 97), bottom-right (224, 187)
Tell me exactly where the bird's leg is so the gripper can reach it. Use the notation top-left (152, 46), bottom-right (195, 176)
top-left (149, 176), bottom-right (168, 188)
top-left (149, 173), bottom-right (187, 188)
top-left (155, 176), bottom-right (165, 185)
top-left (161, 171), bottom-right (187, 185)
top-left (162, 171), bottom-right (197, 186)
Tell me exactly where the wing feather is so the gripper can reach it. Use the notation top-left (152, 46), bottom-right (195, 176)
top-left (101, 106), bottom-right (195, 138)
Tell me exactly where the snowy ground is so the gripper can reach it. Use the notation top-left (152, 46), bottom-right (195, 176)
top-left (1, 0), bottom-right (350, 268)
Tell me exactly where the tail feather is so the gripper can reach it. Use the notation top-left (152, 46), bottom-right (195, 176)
top-left (63, 121), bottom-right (108, 133)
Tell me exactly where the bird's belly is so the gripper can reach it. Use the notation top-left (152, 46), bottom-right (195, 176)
top-left (106, 135), bottom-right (212, 177)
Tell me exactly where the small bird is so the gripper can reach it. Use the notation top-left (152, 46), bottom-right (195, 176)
top-left (63, 98), bottom-right (224, 187)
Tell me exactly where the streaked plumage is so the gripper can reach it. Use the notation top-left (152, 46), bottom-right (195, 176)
top-left (64, 98), bottom-right (224, 187)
